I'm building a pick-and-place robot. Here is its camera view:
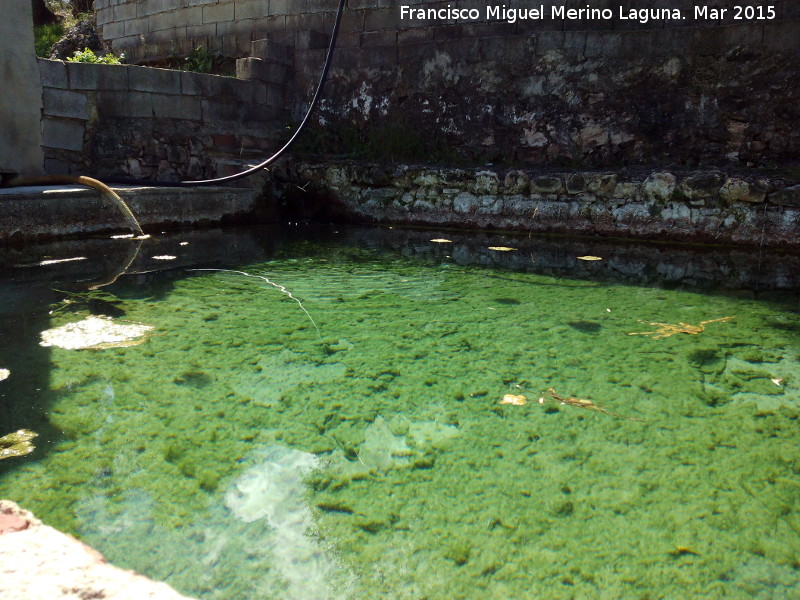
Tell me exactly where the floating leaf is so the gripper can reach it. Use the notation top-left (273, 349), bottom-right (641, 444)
top-left (0, 430), bottom-right (37, 460)
top-left (152, 255), bottom-right (177, 260)
top-left (40, 315), bottom-right (154, 350)
top-left (430, 239), bottom-right (452, 243)
top-left (771, 378), bottom-right (783, 387)
top-left (577, 255), bottom-right (603, 261)
top-left (628, 317), bottom-right (734, 339)
top-left (488, 246), bottom-right (516, 252)
top-left (0, 369), bottom-right (8, 381)
top-left (499, 394), bottom-right (527, 406)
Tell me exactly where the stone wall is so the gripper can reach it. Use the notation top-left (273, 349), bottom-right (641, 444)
top-left (0, 0), bottom-right (44, 178)
top-left (94, 1), bottom-right (800, 65)
top-left (38, 56), bottom-right (287, 180)
top-left (93, 2), bottom-right (800, 171)
top-left (270, 160), bottom-right (800, 248)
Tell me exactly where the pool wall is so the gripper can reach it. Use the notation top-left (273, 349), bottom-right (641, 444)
top-left (270, 161), bottom-right (800, 248)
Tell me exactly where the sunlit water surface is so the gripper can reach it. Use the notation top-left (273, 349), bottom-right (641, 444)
top-left (1, 226), bottom-right (799, 600)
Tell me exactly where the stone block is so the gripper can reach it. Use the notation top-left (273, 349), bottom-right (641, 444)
top-left (587, 174), bottom-right (617, 198)
top-left (720, 178), bottom-right (767, 204)
top-left (364, 7), bottom-right (400, 32)
top-left (562, 31), bottom-right (587, 56)
top-left (113, 2), bottom-right (137, 21)
top-left (454, 191), bottom-right (479, 213)
top-left (234, 79), bottom-right (268, 104)
top-left (679, 172), bottom-right (724, 199)
top-left (181, 71), bottom-right (237, 97)
top-left (38, 59), bottom-right (68, 89)
top-left (768, 184), bottom-right (800, 207)
top-left (65, 62), bottom-right (98, 90)
top-left (235, 0), bottom-right (269, 20)
top-left (137, 0), bottom-right (168, 17)
top-left (236, 57), bottom-right (288, 85)
top-left (324, 8), bottom-right (364, 35)
top-left (531, 175), bottom-right (562, 194)
top-left (96, 91), bottom-right (153, 117)
top-left (41, 117), bottom-right (85, 152)
top-left (203, 2), bottom-right (234, 24)
top-left (124, 17), bottom-right (148, 37)
top-left (265, 82), bottom-right (285, 107)
top-left (565, 173), bottom-right (587, 194)
top-left (296, 29), bottom-right (330, 50)
top-left (358, 45), bottom-right (398, 68)
top-left (101, 20), bottom-right (126, 40)
top-left (361, 30), bottom-right (397, 47)
top-left (250, 39), bottom-right (293, 64)
top-left (152, 94), bottom-right (202, 120)
top-left (763, 21), bottom-right (800, 55)
top-left (535, 31), bottom-right (565, 56)
top-left (202, 98), bottom-right (243, 122)
top-left (643, 172), bottom-right (677, 203)
top-left (186, 24), bottom-right (217, 41)
top-left (128, 65), bottom-right (182, 94)
top-left (42, 89), bottom-right (90, 120)
top-left (397, 27), bottom-right (434, 45)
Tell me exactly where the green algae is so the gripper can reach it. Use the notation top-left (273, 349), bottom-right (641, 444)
top-left (0, 231), bottom-right (799, 600)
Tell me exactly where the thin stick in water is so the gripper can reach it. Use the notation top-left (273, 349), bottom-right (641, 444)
top-left (189, 268), bottom-right (320, 337)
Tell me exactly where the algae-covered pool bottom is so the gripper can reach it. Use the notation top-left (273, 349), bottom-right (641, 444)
top-left (1, 225), bottom-right (799, 599)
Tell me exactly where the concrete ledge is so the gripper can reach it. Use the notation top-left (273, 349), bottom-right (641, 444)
top-left (0, 500), bottom-right (195, 600)
top-left (0, 184), bottom-right (255, 242)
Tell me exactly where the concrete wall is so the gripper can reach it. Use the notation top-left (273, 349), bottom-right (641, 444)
top-left (38, 56), bottom-right (287, 180)
top-left (0, 0), bottom-right (44, 178)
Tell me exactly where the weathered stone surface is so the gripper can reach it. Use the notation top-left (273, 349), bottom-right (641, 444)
top-left (49, 21), bottom-right (104, 60)
top-left (679, 172), bottom-right (724, 200)
top-left (453, 191), bottom-right (478, 214)
top-left (530, 176), bottom-right (562, 194)
top-left (565, 174), bottom-right (587, 195)
top-left (0, 184), bottom-right (255, 241)
top-left (643, 172), bottom-right (676, 203)
top-left (769, 185), bottom-right (800, 207)
top-left (0, 500), bottom-right (195, 600)
top-left (270, 161), bottom-right (800, 248)
top-left (720, 178), bottom-right (767, 204)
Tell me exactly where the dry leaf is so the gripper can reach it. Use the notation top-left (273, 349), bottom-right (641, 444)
top-left (488, 246), bottom-right (516, 252)
top-left (500, 394), bottom-right (527, 406)
top-left (771, 378), bottom-right (783, 387)
top-left (577, 255), bottom-right (603, 261)
top-left (430, 238), bottom-right (452, 243)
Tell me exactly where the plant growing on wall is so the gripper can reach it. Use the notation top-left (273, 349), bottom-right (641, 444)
top-left (183, 46), bottom-right (223, 74)
top-left (67, 48), bottom-right (125, 65)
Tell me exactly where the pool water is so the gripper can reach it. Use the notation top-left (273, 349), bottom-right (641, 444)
top-left (1, 226), bottom-right (799, 599)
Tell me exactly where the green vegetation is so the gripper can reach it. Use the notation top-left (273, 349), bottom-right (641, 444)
top-left (183, 45), bottom-right (223, 74)
top-left (66, 48), bottom-right (125, 65)
top-left (34, 22), bottom-right (64, 58)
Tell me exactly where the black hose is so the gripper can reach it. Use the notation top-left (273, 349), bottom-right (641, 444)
top-left (107, 0), bottom-right (346, 187)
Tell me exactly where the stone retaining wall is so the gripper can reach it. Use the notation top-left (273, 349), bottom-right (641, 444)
top-left (90, 2), bottom-right (800, 171)
top-left (38, 57), bottom-right (286, 180)
top-left (271, 161), bottom-right (800, 248)
top-left (94, 1), bottom-right (800, 65)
